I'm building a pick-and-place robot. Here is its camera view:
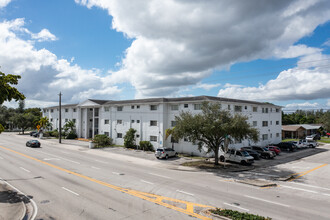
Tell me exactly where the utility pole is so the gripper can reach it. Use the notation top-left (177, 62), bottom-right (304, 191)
top-left (59, 92), bottom-right (62, 143)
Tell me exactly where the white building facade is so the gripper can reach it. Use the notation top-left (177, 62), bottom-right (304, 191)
top-left (43, 96), bottom-right (282, 156)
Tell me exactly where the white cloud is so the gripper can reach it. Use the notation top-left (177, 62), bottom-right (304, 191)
top-left (217, 53), bottom-right (330, 101)
top-left (0, 18), bottom-right (121, 106)
top-left (285, 102), bottom-right (319, 108)
top-left (75, 0), bottom-right (330, 98)
top-left (323, 39), bottom-right (330, 47)
top-left (0, 0), bottom-right (11, 8)
top-left (327, 99), bottom-right (330, 107)
top-left (31, 29), bottom-right (57, 42)
top-left (194, 83), bottom-right (221, 91)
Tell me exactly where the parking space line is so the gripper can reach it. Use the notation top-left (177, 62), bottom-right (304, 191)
top-left (19, 167), bottom-right (31, 173)
top-left (244, 195), bottom-right (290, 207)
top-left (91, 166), bottom-right (101, 170)
top-left (62, 187), bottom-right (79, 196)
top-left (148, 173), bottom-right (172, 179)
top-left (223, 202), bottom-right (249, 212)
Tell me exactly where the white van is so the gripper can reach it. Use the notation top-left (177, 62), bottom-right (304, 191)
top-left (219, 149), bottom-right (254, 165)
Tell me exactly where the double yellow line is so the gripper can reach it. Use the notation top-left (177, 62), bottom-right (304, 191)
top-left (0, 145), bottom-right (214, 220)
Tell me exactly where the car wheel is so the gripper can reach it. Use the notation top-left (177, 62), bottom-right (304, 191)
top-left (165, 155), bottom-right (169, 159)
top-left (175, 153), bottom-right (178, 157)
top-left (220, 156), bottom-right (225, 162)
top-left (241, 160), bottom-right (247, 165)
top-left (266, 154), bottom-right (270, 159)
top-left (309, 144), bottom-right (314, 148)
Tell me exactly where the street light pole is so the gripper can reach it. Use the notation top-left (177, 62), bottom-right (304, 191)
top-left (59, 92), bottom-right (62, 144)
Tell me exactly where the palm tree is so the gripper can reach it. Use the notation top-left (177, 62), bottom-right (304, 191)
top-left (64, 120), bottom-right (76, 133)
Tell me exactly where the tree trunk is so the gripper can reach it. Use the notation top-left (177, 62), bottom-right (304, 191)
top-left (214, 146), bottom-right (219, 165)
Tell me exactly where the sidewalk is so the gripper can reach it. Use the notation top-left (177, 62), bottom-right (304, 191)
top-left (0, 182), bottom-right (26, 220)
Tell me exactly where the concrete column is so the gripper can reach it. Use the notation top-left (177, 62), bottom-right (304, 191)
top-left (84, 109), bottom-right (88, 139)
top-left (92, 108), bottom-right (95, 139)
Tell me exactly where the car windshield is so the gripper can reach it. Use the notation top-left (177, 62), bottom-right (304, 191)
top-left (31, 140), bottom-right (39, 143)
top-left (263, 147), bottom-right (269, 151)
top-left (156, 149), bottom-right (164, 151)
top-left (241, 151), bottom-right (250, 157)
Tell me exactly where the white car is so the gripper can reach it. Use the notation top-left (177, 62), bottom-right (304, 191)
top-left (300, 139), bottom-right (318, 148)
top-left (292, 141), bottom-right (308, 149)
top-left (219, 149), bottom-right (254, 165)
top-left (155, 148), bottom-right (177, 159)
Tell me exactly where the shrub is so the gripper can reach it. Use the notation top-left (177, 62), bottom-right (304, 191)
top-left (124, 128), bottom-right (137, 148)
top-left (139, 141), bottom-right (154, 152)
top-left (210, 209), bottom-right (271, 220)
top-left (93, 134), bottom-right (113, 147)
top-left (66, 131), bottom-right (77, 139)
top-left (46, 130), bottom-right (59, 137)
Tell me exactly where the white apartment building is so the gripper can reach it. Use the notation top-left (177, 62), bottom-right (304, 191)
top-left (43, 96), bottom-right (282, 156)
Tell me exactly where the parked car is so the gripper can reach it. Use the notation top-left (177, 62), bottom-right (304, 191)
top-left (306, 134), bottom-right (320, 141)
top-left (300, 139), bottom-right (318, 148)
top-left (251, 146), bottom-right (276, 159)
top-left (29, 131), bottom-right (38, 137)
top-left (292, 140), bottom-right (308, 149)
top-left (26, 140), bottom-right (41, 148)
top-left (265, 145), bottom-right (281, 155)
top-left (241, 147), bottom-right (261, 160)
top-left (276, 142), bottom-right (297, 152)
top-left (219, 148), bottom-right (254, 165)
top-left (155, 148), bottom-right (177, 159)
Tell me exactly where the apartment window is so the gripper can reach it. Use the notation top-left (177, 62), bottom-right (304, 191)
top-left (171, 121), bottom-right (177, 127)
top-left (50, 109), bottom-right (53, 113)
top-left (90, 108), bottom-right (93, 111)
top-left (262, 121), bottom-right (268, 127)
top-left (72, 119), bottom-right (76, 123)
top-left (171, 105), bottom-right (179, 111)
top-left (234, 105), bottom-right (242, 112)
top-left (244, 106), bottom-right (247, 110)
top-left (184, 137), bottom-right (189, 142)
top-left (150, 105), bottom-right (158, 110)
top-left (136, 134), bottom-right (140, 138)
top-left (117, 133), bottom-right (122, 138)
top-left (117, 106), bottom-right (123, 111)
top-left (104, 119), bottom-right (109, 124)
top-left (150, 136), bottom-right (157, 142)
top-left (43, 109), bottom-right (46, 113)
top-left (137, 105), bottom-right (140, 109)
top-left (253, 107), bottom-right (258, 112)
top-left (262, 134), bottom-right (268, 140)
top-left (276, 108), bottom-right (280, 112)
top-left (262, 108), bottom-right (268, 113)
top-left (131, 105), bottom-right (134, 109)
top-left (50, 118), bottom-right (53, 122)
top-left (184, 104), bottom-right (189, 108)
top-left (194, 104), bottom-right (202, 110)
top-left (47, 109), bottom-right (49, 112)
top-left (117, 120), bottom-right (122, 124)
top-left (228, 105), bottom-right (231, 110)
top-left (73, 108), bottom-right (76, 112)
top-left (150, 120), bottom-right (157, 126)
top-left (65, 108), bottom-right (68, 112)
top-left (276, 121), bottom-right (279, 125)
top-left (270, 133), bottom-right (273, 138)
top-left (137, 120), bottom-right (140, 123)
top-left (131, 120), bottom-right (135, 123)
top-left (104, 132), bottom-right (109, 137)
top-left (276, 133), bottom-right (280, 137)
top-left (270, 121), bottom-right (272, 125)
top-left (65, 119), bottom-right (68, 122)
top-left (253, 121), bottom-right (257, 127)
top-left (104, 107), bottom-right (110, 112)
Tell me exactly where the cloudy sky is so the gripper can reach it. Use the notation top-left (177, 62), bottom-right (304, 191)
top-left (1, 0), bottom-right (330, 112)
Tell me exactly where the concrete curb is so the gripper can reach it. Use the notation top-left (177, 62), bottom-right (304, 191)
top-left (0, 182), bottom-right (26, 220)
top-left (236, 179), bottom-right (277, 187)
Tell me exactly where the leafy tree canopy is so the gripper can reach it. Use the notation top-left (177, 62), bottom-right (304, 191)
top-left (173, 102), bottom-right (259, 165)
top-left (0, 71), bottom-right (25, 104)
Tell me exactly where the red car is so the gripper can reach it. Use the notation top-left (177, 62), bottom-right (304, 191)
top-left (266, 145), bottom-right (281, 155)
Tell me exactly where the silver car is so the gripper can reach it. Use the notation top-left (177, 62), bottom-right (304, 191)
top-left (155, 148), bottom-right (177, 159)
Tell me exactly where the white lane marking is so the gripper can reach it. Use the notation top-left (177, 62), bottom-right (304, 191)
top-left (223, 202), bottom-right (249, 212)
top-left (112, 172), bottom-right (121, 175)
top-left (0, 156), bottom-right (3, 159)
top-left (20, 167), bottom-right (31, 173)
top-left (30, 149), bottom-right (80, 164)
top-left (148, 173), bottom-right (172, 179)
top-left (141, 180), bottom-right (154, 185)
top-left (0, 176), bottom-right (38, 220)
top-left (290, 182), bottom-right (330, 191)
top-left (95, 159), bottom-right (108, 164)
top-left (244, 195), bottom-right (290, 207)
top-left (43, 158), bottom-right (60, 161)
top-left (91, 166), bottom-right (101, 170)
top-left (61, 187), bottom-right (79, 196)
top-left (322, 193), bottom-right (330, 197)
top-left (281, 185), bottom-right (318, 194)
top-left (176, 190), bottom-right (194, 196)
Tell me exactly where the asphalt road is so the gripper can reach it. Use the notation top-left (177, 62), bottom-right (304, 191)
top-left (0, 132), bottom-right (329, 220)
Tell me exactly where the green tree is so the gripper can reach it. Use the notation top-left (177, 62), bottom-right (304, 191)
top-left (64, 120), bottom-right (76, 133)
top-left (320, 112), bottom-right (330, 132)
top-left (0, 71), bottom-right (25, 133)
top-left (17, 100), bottom-right (25, 113)
top-left (173, 102), bottom-right (259, 165)
top-left (38, 117), bottom-right (51, 132)
top-left (124, 128), bottom-right (137, 148)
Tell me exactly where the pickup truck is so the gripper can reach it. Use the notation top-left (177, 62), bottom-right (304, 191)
top-left (219, 149), bottom-right (254, 165)
top-left (300, 139), bottom-right (318, 148)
